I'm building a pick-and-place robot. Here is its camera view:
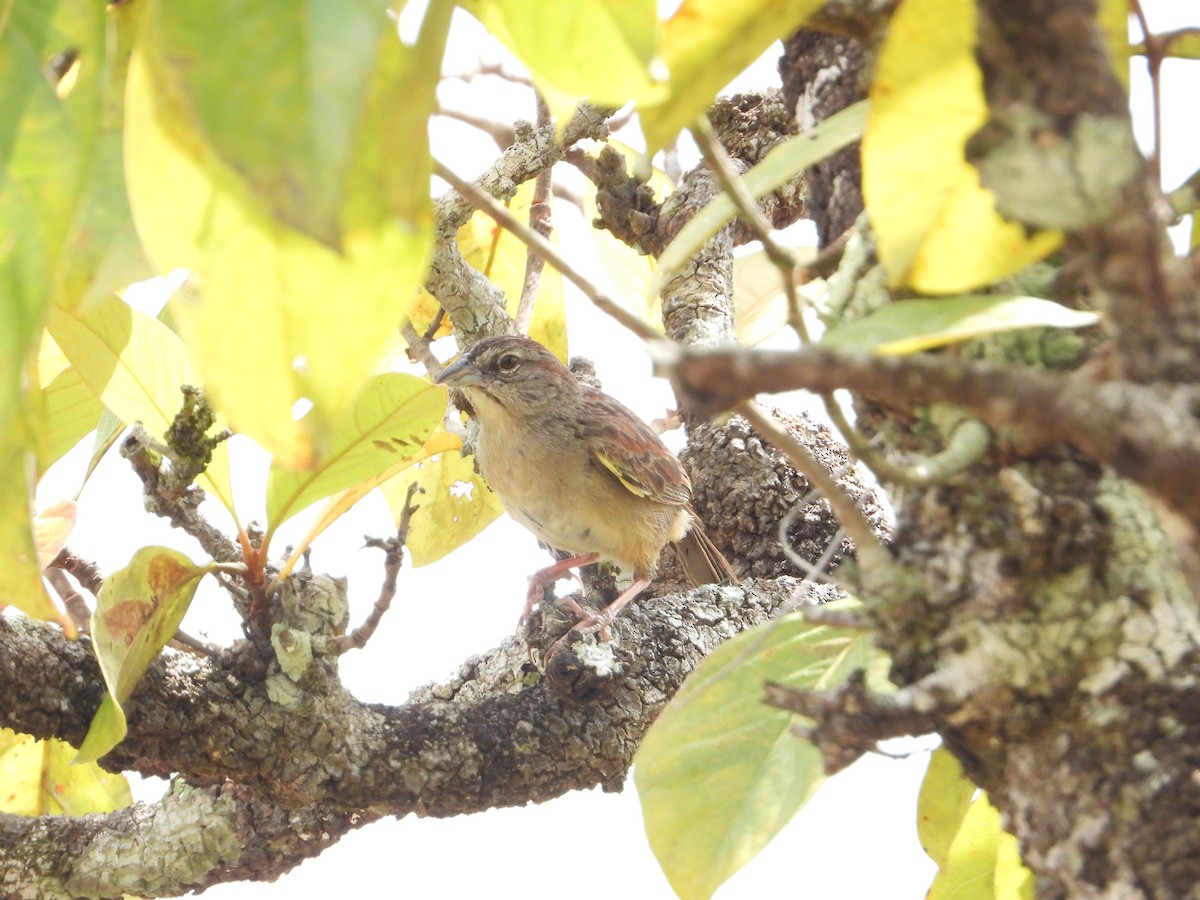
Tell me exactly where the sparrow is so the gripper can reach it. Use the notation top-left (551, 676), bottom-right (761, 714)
top-left (435, 335), bottom-right (736, 644)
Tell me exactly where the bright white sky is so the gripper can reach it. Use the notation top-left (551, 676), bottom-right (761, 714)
top-left (33, 3), bottom-right (1198, 898)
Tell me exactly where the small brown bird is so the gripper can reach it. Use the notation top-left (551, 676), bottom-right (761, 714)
top-left (435, 335), bottom-right (735, 643)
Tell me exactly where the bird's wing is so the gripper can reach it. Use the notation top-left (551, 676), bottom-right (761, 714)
top-left (579, 389), bottom-right (692, 506)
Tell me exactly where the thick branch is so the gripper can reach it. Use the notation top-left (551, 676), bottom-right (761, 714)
top-left (0, 579), bottom-right (799, 817)
top-left (660, 344), bottom-right (1200, 533)
top-left (0, 781), bottom-right (375, 899)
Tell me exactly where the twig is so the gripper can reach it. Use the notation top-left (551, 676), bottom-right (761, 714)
top-left (515, 93), bottom-right (554, 335)
top-left (737, 402), bottom-right (891, 574)
top-left (434, 104), bottom-right (516, 150)
top-left (402, 321), bottom-right (445, 379)
top-left (330, 483), bottom-right (422, 654)
top-left (1130, 0), bottom-right (1163, 186)
top-left (48, 548), bottom-right (104, 597)
top-left (434, 158), bottom-right (662, 342)
top-left (44, 568), bottom-right (91, 633)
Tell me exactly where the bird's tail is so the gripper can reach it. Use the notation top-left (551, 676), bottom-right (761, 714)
top-left (674, 517), bottom-right (738, 587)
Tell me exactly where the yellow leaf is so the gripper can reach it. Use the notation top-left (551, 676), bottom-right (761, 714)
top-left (381, 449), bottom-right (505, 567)
top-left (280, 428), bottom-right (461, 577)
top-left (464, 0), bottom-right (664, 115)
top-left (47, 297), bottom-right (235, 517)
top-left (863, 0), bottom-right (1062, 294)
top-left (0, 727), bottom-right (131, 816)
top-left (641, 0), bottom-right (825, 152)
top-left (0, 444), bottom-right (72, 633)
top-left (265, 374), bottom-right (446, 530)
top-left (33, 499), bottom-right (76, 570)
top-left (1096, 0), bottom-right (1131, 89)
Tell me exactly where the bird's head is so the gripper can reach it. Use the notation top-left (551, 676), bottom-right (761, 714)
top-left (435, 335), bottom-right (575, 420)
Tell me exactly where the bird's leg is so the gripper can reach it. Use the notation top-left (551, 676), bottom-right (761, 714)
top-left (522, 553), bottom-right (600, 624)
top-left (551, 575), bottom-right (650, 650)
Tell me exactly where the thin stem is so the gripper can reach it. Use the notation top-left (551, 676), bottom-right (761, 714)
top-left (515, 93), bottom-right (554, 335)
top-left (737, 401), bottom-right (890, 575)
top-left (434, 158), bottom-right (662, 342)
top-left (1131, 0), bottom-right (1163, 185)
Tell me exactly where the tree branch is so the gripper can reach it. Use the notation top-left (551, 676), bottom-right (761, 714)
top-left (658, 343), bottom-right (1200, 534)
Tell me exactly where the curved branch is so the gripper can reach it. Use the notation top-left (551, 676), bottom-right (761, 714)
top-left (0, 579), bottom-right (800, 816)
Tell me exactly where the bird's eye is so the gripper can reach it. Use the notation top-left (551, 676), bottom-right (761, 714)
top-left (497, 353), bottom-right (521, 373)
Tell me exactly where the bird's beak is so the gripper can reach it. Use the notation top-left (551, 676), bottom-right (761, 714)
top-left (435, 356), bottom-right (484, 388)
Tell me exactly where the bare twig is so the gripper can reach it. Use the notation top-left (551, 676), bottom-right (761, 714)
top-left (434, 158), bottom-right (662, 342)
top-left (48, 548), bottom-right (104, 597)
top-left (330, 483), bottom-right (422, 655)
top-left (515, 93), bottom-right (554, 335)
top-left (44, 568), bottom-right (91, 633)
top-left (1130, 0), bottom-right (1164, 185)
top-left (737, 402), bottom-right (891, 574)
top-left (434, 104), bottom-right (516, 149)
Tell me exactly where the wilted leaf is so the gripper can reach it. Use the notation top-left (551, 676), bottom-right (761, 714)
top-left (640, 0), bottom-right (826, 152)
top-left (863, 0), bottom-right (1061, 293)
top-left (266, 375), bottom-right (446, 529)
top-left (0, 727), bottom-right (131, 816)
top-left (580, 141), bottom-right (671, 331)
top-left (380, 449), bottom-right (505, 567)
top-left (656, 101), bottom-right (866, 291)
top-left (634, 605), bottom-right (891, 900)
top-left (76, 547), bottom-right (209, 763)
top-left (820, 295), bottom-right (1100, 355)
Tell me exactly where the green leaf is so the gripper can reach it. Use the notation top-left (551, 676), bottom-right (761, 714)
top-left (266, 374), bottom-right (445, 529)
top-left (0, 727), bottom-right (131, 816)
top-left (46, 296), bottom-right (235, 516)
top-left (0, 6), bottom-right (75, 617)
top-left (76, 547), bottom-right (209, 763)
top-left (466, 0), bottom-right (663, 116)
top-left (634, 606), bottom-right (891, 900)
top-left (820, 295), bottom-right (1100, 355)
top-left (917, 747), bottom-right (977, 869)
top-left (863, 0), bottom-right (1061, 293)
top-left (380, 449), bottom-right (505, 567)
top-left (639, 0), bottom-right (825, 152)
top-left (655, 101), bottom-right (867, 293)
top-left (127, 0), bottom-right (444, 469)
